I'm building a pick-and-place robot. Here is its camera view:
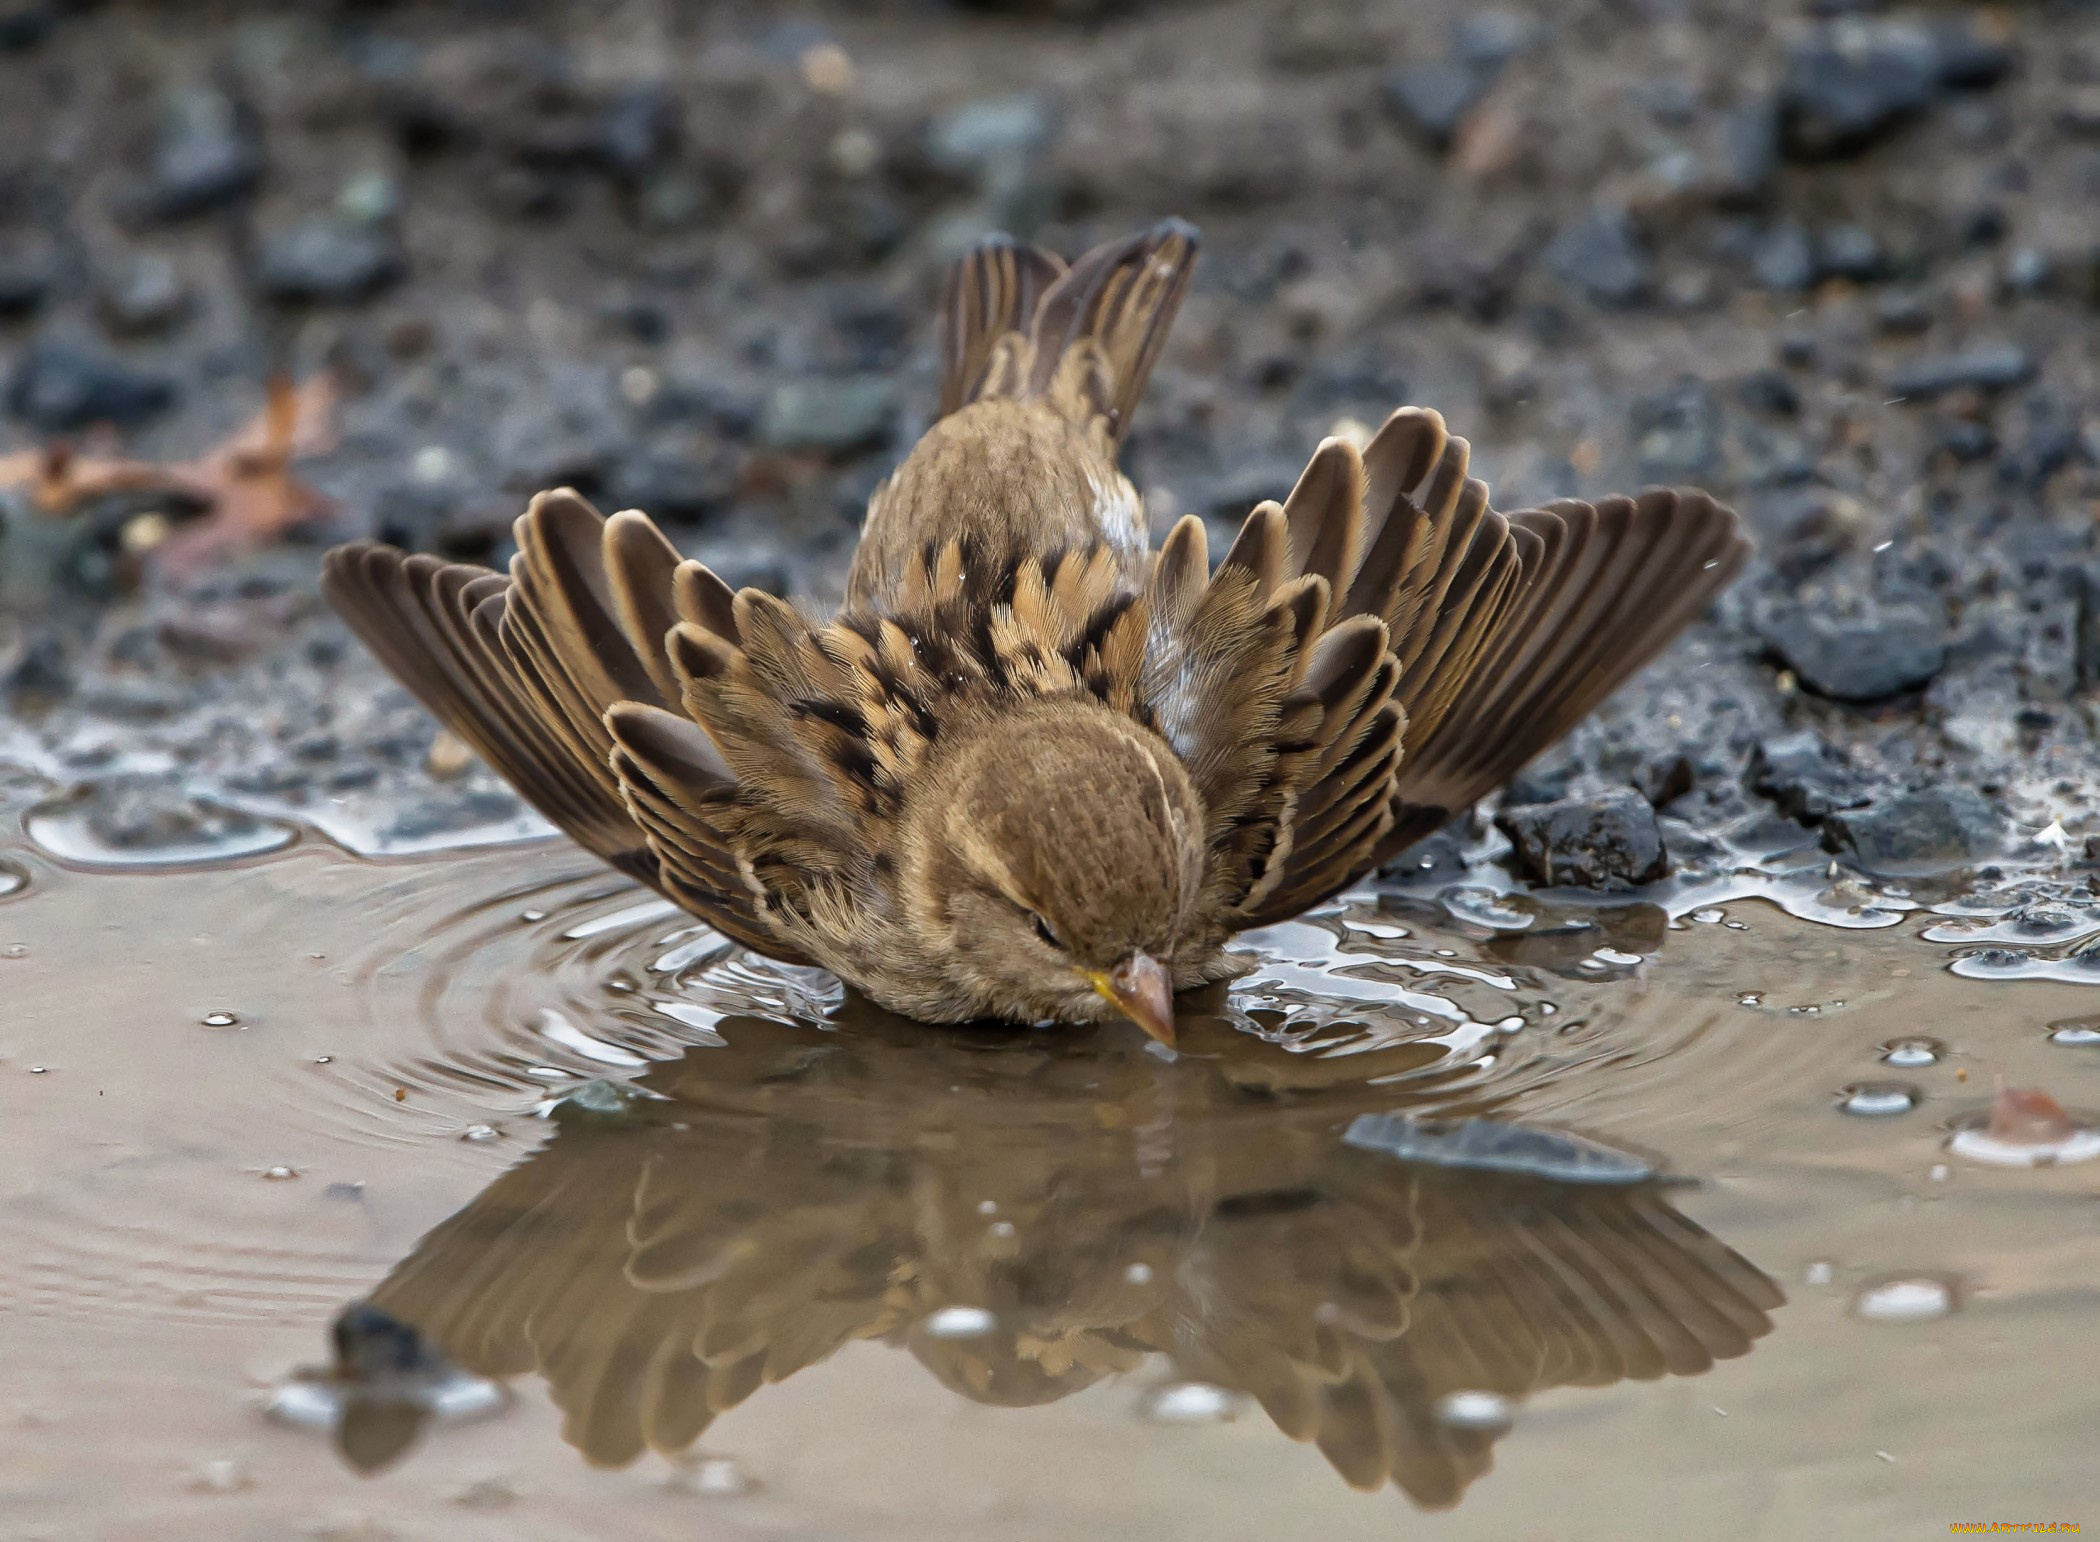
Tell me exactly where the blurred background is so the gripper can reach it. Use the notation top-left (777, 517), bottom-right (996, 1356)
top-left (2, 0), bottom-right (2099, 864)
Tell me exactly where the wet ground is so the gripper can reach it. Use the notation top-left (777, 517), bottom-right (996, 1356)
top-left (7, 0), bottom-right (2100, 1535)
top-left (5, 828), bottom-right (2097, 1538)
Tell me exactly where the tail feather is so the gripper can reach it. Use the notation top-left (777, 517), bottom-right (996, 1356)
top-left (935, 220), bottom-right (1199, 447)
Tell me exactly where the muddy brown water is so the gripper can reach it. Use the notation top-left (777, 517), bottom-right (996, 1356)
top-left (3, 834), bottom-right (2095, 1540)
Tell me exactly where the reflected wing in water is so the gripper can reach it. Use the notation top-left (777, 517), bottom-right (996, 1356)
top-left (357, 1013), bottom-right (1781, 1506)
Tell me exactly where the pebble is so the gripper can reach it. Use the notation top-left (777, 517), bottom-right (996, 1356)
top-left (1749, 731), bottom-right (1870, 821)
top-left (1778, 21), bottom-right (1945, 161)
top-left (1544, 209), bottom-right (1653, 307)
top-left (1755, 599), bottom-right (1946, 703)
top-left (5, 333), bottom-right (177, 431)
top-left (755, 377), bottom-right (897, 456)
top-left (1885, 344), bottom-right (2035, 399)
top-left (1822, 786), bottom-right (2002, 873)
top-left (141, 86), bottom-right (262, 221)
top-left (256, 216), bottom-right (404, 303)
top-left (1381, 63), bottom-right (1488, 152)
top-left (95, 254), bottom-right (190, 335)
top-left (1496, 788), bottom-right (1668, 889)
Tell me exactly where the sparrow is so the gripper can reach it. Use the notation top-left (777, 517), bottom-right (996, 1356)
top-left (323, 220), bottom-right (1749, 1046)
top-left (354, 1011), bottom-right (1780, 1504)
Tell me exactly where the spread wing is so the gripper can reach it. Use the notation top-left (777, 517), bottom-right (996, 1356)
top-left (322, 489), bottom-right (795, 958)
top-left (1162, 408), bottom-right (1749, 932)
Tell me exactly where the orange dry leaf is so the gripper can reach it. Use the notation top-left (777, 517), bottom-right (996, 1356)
top-left (0, 373), bottom-right (336, 570)
top-left (1986, 1084), bottom-right (2078, 1145)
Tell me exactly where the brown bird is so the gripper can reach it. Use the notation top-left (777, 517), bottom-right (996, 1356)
top-left (323, 220), bottom-right (1748, 1046)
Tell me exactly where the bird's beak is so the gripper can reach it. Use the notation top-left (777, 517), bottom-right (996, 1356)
top-left (1092, 952), bottom-right (1177, 1048)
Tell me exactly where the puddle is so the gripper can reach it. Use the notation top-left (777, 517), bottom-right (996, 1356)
top-left (4, 838), bottom-right (2098, 1537)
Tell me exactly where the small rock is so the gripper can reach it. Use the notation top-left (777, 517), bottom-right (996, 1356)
top-left (1823, 786), bottom-right (2001, 872)
top-left (1629, 377), bottom-right (1723, 484)
top-left (0, 237), bottom-right (52, 316)
top-left (257, 216), bottom-right (404, 303)
top-left (928, 93), bottom-right (1051, 175)
top-left (1751, 221), bottom-right (1816, 290)
top-left (1708, 100), bottom-right (1779, 204)
top-left (1816, 223), bottom-right (1884, 281)
top-left (607, 444), bottom-right (739, 521)
top-left (1381, 63), bottom-right (1488, 152)
top-left (1757, 597), bottom-right (1947, 703)
top-left (140, 86), bottom-right (262, 222)
top-left (1778, 21), bottom-right (1942, 161)
top-left (1885, 344), bottom-right (2034, 399)
top-left (1449, 10), bottom-right (1537, 71)
top-left (1496, 788), bottom-right (1668, 889)
top-left (96, 255), bottom-right (190, 335)
top-left (1748, 730), bottom-right (1870, 822)
top-left (0, 3), bottom-right (54, 49)
top-left (754, 377), bottom-right (896, 456)
top-left (6, 334), bottom-right (176, 431)
top-left (1544, 209), bottom-right (1652, 307)
top-left (598, 85), bottom-right (680, 179)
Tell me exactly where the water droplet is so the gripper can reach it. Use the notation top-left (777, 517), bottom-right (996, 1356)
top-left (1435, 1390), bottom-right (1514, 1431)
top-left (191, 1458), bottom-right (250, 1494)
top-left (1737, 991), bottom-right (1764, 1006)
top-left (1853, 1275), bottom-right (1956, 1323)
top-left (1723, 919), bottom-right (1749, 930)
top-left (3, 943), bottom-right (28, 959)
top-left (976, 1199), bottom-right (998, 1215)
top-left (1927, 1163), bottom-right (1951, 1182)
top-left (28, 1065), bottom-right (49, 1074)
top-left (2048, 1022), bottom-right (2100, 1048)
top-left (922, 1305), bottom-right (996, 1339)
top-left (1138, 1381), bottom-right (1240, 1425)
top-left (987, 1220), bottom-right (1016, 1239)
top-left (262, 1165), bottom-right (297, 1181)
top-left (520, 909), bottom-right (548, 923)
top-left (201, 1011), bottom-right (241, 1029)
top-left (1838, 1083), bottom-right (1919, 1117)
top-left (1804, 1260), bottom-right (1835, 1286)
top-left (669, 1455), bottom-right (758, 1498)
top-left (1691, 908), bottom-right (1725, 924)
top-left (460, 1124), bottom-right (502, 1144)
top-left (312, 1055), bottom-right (333, 1065)
top-left (1124, 1262), bottom-right (1154, 1285)
top-left (1787, 1003), bottom-right (1822, 1017)
top-left (1879, 1037), bottom-right (1943, 1068)
top-left (1948, 1123), bottom-right (2100, 1168)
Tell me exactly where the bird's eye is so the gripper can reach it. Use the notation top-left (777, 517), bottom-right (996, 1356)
top-left (1029, 912), bottom-right (1063, 950)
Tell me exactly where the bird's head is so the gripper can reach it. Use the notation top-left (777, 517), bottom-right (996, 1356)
top-left (902, 701), bottom-right (1207, 1044)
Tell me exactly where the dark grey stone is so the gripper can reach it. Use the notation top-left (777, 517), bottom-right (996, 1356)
top-left (1756, 597), bottom-right (1947, 702)
top-left (0, 3), bottom-right (54, 49)
top-left (754, 377), bottom-right (897, 455)
top-left (1751, 221), bottom-right (1816, 290)
top-left (141, 86), bottom-right (262, 221)
top-left (6, 334), bottom-right (176, 431)
top-left (597, 85), bottom-right (680, 178)
top-left (1449, 10), bottom-right (1537, 71)
top-left (1823, 785), bottom-right (2002, 872)
top-left (96, 254), bottom-right (189, 335)
top-left (1713, 100), bottom-right (1781, 203)
top-left (1630, 377), bottom-right (1723, 484)
top-left (1380, 62), bottom-right (1487, 152)
top-left (1779, 22), bottom-right (1942, 161)
top-left (1817, 223), bottom-right (1885, 280)
top-left (1748, 729), bottom-right (1871, 822)
top-left (1544, 209), bottom-right (1652, 307)
top-left (256, 216), bottom-right (404, 303)
top-left (0, 238), bottom-right (52, 315)
top-left (1886, 344), bottom-right (2035, 399)
top-left (1496, 788), bottom-right (1668, 889)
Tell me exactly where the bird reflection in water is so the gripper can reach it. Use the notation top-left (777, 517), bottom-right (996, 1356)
top-left (324, 998), bottom-right (1782, 1510)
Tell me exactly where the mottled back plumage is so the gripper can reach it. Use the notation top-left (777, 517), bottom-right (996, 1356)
top-left (323, 219), bottom-right (1750, 1037)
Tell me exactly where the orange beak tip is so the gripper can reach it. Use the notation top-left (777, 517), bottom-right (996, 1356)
top-left (1097, 952), bottom-right (1177, 1050)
